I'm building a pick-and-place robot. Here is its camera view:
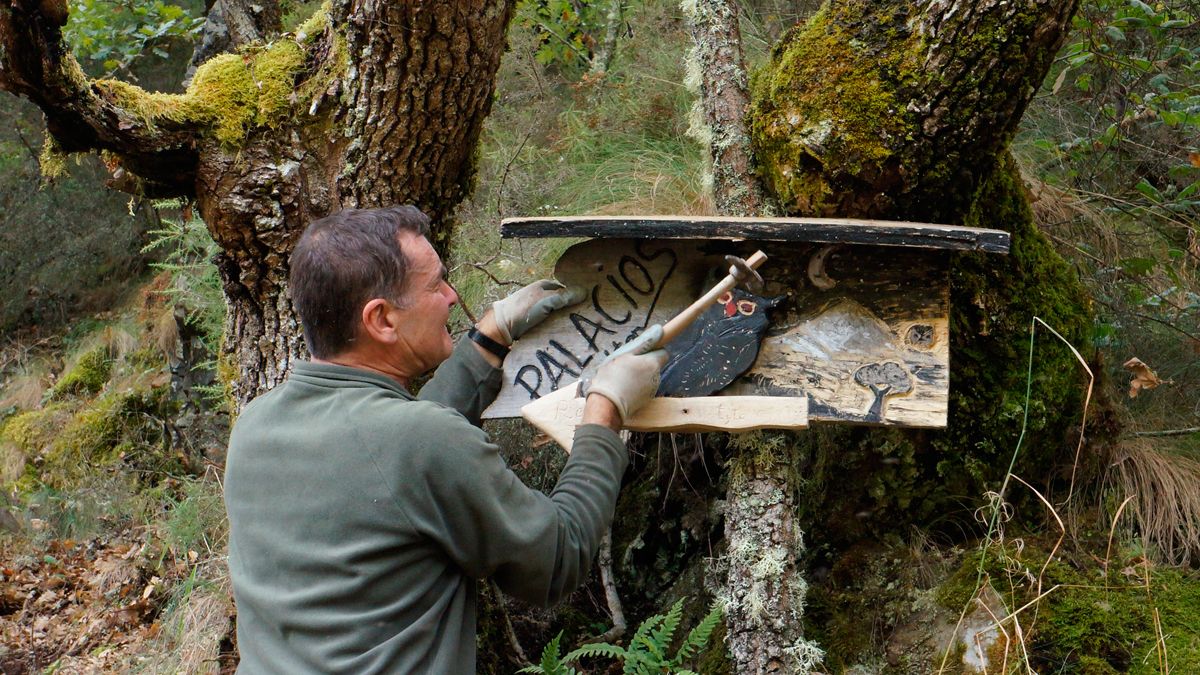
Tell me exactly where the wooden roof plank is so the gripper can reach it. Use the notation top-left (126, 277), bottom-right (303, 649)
top-left (500, 215), bottom-right (1010, 253)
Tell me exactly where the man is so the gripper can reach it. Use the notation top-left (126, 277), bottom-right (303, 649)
top-left (224, 205), bottom-right (667, 673)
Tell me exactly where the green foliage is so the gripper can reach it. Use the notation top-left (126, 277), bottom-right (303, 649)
top-left (65, 0), bottom-right (204, 77)
top-left (1017, 0), bottom-right (1199, 444)
top-left (0, 102), bottom-right (156, 333)
top-left (142, 212), bottom-right (224, 355)
top-left (523, 600), bottom-right (723, 675)
top-left (518, 632), bottom-right (581, 675)
top-left (154, 477), bottom-right (227, 562)
top-left (452, 2), bottom-right (704, 323)
top-left (516, 0), bottom-right (606, 71)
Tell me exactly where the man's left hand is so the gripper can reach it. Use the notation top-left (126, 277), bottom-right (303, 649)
top-left (491, 280), bottom-right (586, 344)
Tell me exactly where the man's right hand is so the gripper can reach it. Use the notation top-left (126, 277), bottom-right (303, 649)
top-left (580, 325), bottom-right (668, 423)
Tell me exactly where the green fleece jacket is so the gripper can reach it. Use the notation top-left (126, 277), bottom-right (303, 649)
top-left (224, 340), bottom-right (627, 673)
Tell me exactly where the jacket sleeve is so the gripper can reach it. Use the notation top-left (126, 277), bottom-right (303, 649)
top-left (399, 405), bottom-right (628, 607)
top-left (418, 338), bottom-right (503, 425)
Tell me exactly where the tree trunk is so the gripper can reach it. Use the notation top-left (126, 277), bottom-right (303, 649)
top-left (1, 0), bottom-right (516, 409)
top-left (724, 0), bottom-right (1095, 666)
top-left (334, 1), bottom-right (514, 253)
top-left (685, 1), bottom-right (819, 671)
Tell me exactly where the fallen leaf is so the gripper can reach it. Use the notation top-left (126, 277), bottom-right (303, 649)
top-left (1123, 357), bottom-right (1163, 397)
top-left (1190, 151), bottom-right (1200, 168)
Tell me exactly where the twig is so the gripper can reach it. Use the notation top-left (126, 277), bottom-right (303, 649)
top-left (14, 126), bottom-right (43, 169)
top-left (444, 279), bottom-right (477, 325)
top-left (1133, 426), bottom-right (1200, 437)
top-left (1011, 474), bottom-right (1064, 641)
top-left (495, 130), bottom-right (533, 221)
top-left (584, 529), bottom-right (627, 644)
top-left (1028, 317), bottom-right (1093, 510)
top-left (488, 581), bottom-right (529, 665)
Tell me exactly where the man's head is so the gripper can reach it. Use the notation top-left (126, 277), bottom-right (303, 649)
top-left (290, 206), bottom-right (457, 378)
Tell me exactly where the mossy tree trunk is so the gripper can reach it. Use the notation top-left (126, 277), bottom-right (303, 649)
top-left (686, 0), bottom-right (1095, 668)
top-left (685, 1), bottom-right (820, 671)
top-left (0, 0), bottom-right (515, 409)
top-left (747, 0), bottom-right (1094, 542)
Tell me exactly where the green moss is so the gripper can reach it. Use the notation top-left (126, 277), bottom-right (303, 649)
top-left (39, 135), bottom-right (68, 180)
top-left (694, 621), bottom-right (733, 674)
top-left (49, 345), bottom-right (113, 399)
top-left (294, 2), bottom-right (331, 41)
top-left (748, 4), bottom-right (920, 214)
top-left (4, 386), bottom-right (178, 493)
top-left (91, 13), bottom-right (340, 149)
top-left (924, 543), bottom-right (1200, 674)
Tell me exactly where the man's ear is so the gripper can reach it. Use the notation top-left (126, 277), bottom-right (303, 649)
top-left (360, 298), bottom-right (401, 344)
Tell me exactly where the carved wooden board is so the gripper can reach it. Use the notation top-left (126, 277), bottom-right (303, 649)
top-left (482, 238), bottom-right (951, 428)
top-left (524, 395), bottom-right (809, 453)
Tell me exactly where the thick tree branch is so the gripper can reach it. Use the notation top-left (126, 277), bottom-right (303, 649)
top-left (0, 0), bottom-right (202, 196)
top-left (752, 0), bottom-right (1080, 222)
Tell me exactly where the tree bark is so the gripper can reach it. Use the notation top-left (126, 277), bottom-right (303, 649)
top-left (334, 1), bottom-right (514, 253)
top-left (683, 0), bottom-right (773, 217)
top-left (728, 0), bottom-right (1095, 666)
top-left (724, 444), bottom-right (821, 672)
top-left (684, 2), bottom-right (816, 670)
top-left (2, 0), bottom-right (516, 409)
top-left (187, 0), bottom-right (284, 81)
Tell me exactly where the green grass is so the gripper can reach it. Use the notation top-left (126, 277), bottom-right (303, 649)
top-left (450, 2), bottom-right (708, 327)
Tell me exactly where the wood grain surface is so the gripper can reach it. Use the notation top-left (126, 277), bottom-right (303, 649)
top-left (523, 395), bottom-right (809, 453)
top-left (501, 215), bottom-right (1010, 253)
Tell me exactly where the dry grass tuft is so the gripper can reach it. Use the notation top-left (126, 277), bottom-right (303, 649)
top-left (172, 582), bottom-right (233, 673)
top-left (1108, 438), bottom-right (1200, 566)
top-left (0, 360), bottom-right (52, 410)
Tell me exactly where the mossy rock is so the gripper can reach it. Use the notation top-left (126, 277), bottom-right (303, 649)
top-left (926, 543), bottom-right (1200, 674)
top-left (48, 345), bottom-right (113, 399)
top-left (6, 385), bottom-right (180, 493)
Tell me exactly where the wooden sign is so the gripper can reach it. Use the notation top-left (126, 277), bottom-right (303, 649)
top-left (483, 217), bottom-right (1010, 431)
top-left (523, 395), bottom-right (809, 453)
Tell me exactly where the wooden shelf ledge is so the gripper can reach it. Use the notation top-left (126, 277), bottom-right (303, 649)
top-left (501, 215), bottom-right (1010, 253)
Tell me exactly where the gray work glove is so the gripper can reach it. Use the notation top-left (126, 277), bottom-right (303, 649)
top-left (579, 325), bottom-right (668, 422)
top-left (491, 279), bottom-right (587, 343)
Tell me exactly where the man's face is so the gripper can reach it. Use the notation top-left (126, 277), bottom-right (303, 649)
top-left (390, 232), bottom-right (458, 375)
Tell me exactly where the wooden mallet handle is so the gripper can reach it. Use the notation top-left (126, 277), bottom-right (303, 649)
top-left (659, 250), bottom-right (768, 345)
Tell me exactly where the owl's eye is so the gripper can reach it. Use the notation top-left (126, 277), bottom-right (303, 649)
top-left (737, 300), bottom-right (756, 315)
top-left (717, 291), bottom-right (733, 304)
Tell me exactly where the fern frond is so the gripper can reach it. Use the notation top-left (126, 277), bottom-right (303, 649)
top-left (631, 632), bottom-right (666, 660)
top-left (520, 630), bottom-right (564, 675)
top-left (631, 612), bottom-right (663, 642)
top-left (669, 601), bottom-right (724, 666)
top-left (621, 649), bottom-right (664, 675)
top-left (650, 598), bottom-right (684, 650)
top-left (563, 642), bottom-right (628, 662)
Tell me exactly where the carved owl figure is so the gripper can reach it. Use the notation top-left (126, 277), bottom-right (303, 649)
top-left (657, 286), bottom-right (782, 397)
